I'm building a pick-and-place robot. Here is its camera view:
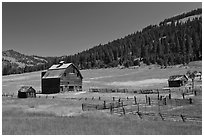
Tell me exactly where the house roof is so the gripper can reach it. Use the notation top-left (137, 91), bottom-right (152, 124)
top-left (168, 75), bottom-right (188, 81)
top-left (18, 86), bottom-right (35, 92)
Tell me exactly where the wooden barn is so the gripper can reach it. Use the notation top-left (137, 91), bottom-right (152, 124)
top-left (18, 86), bottom-right (36, 98)
top-left (168, 75), bottom-right (188, 87)
top-left (41, 61), bottom-right (83, 94)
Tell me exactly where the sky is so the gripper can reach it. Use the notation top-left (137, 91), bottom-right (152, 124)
top-left (2, 2), bottom-right (202, 57)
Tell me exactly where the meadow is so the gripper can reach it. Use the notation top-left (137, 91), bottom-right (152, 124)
top-left (2, 61), bottom-right (202, 135)
top-left (2, 61), bottom-right (202, 94)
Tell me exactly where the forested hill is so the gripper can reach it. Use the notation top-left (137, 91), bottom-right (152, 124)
top-left (2, 8), bottom-right (202, 75)
top-left (61, 8), bottom-right (202, 69)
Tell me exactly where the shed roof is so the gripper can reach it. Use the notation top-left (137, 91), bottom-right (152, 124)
top-left (18, 86), bottom-right (35, 93)
top-left (168, 75), bottom-right (188, 81)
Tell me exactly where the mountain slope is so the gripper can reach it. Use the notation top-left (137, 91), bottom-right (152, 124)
top-left (3, 49), bottom-right (48, 67)
top-left (2, 50), bottom-right (56, 75)
top-left (62, 8), bottom-right (202, 69)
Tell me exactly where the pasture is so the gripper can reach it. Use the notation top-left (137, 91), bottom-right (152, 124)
top-left (2, 62), bottom-right (202, 94)
top-left (2, 61), bottom-right (202, 135)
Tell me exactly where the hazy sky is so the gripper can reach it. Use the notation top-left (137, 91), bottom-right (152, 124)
top-left (2, 2), bottom-right (201, 56)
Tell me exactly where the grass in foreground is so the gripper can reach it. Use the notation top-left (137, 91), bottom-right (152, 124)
top-left (2, 107), bottom-right (202, 135)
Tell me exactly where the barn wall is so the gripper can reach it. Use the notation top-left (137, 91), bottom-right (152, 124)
top-left (168, 80), bottom-right (182, 87)
top-left (42, 78), bottom-right (60, 94)
top-left (60, 65), bottom-right (82, 91)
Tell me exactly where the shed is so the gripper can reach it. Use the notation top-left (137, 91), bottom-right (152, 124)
top-left (41, 62), bottom-right (83, 94)
top-left (168, 75), bottom-right (188, 87)
top-left (18, 86), bottom-right (36, 98)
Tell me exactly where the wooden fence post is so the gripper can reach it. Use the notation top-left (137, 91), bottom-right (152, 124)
top-left (82, 104), bottom-right (84, 111)
top-left (92, 97), bottom-right (94, 100)
top-left (189, 98), bottom-right (192, 104)
top-left (134, 96), bottom-right (137, 104)
top-left (118, 98), bottom-right (121, 103)
top-left (160, 95), bottom-right (163, 100)
top-left (169, 93), bottom-right (171, 99)
top-left (122, 107), bottom-right (125, 115)
top-left (181, 114), bottom-right (185, 122)
top-left (99, 96), bottom-right (101, 100)
top-left (157, 89), bottom-right (159, 100)
top-left (110, 104), bottom-right (113, 114)
top-left (182, 92), bottom-right (185, 99)
top-left (113, 97), bottom-right (115, 101)
top-left (127, 96), bottom-right (129, 100)
top-left (145, 95), bottom-right (148, 103)
top-left (194, 90), bottom-right (197, 96)
top-left (137, 112), bottom-right (142, 119)
top-left (148, 97), bottom-right (151, 105)
top-left (137, 103), bottom-right (140, 112)
top-left (159, 113), bottom-right (164, 121)
top-left (103, 101), bottom-right (106, 109)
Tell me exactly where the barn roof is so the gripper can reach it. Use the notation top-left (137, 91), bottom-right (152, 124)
top-left (48, 63), bottom-right (72, 70)
top-left (42, 69), bottom-right (66, 79)
top-left (42, 62), bottom-right (83, 79)
top-left (168, 75), bottom-right (188, 81)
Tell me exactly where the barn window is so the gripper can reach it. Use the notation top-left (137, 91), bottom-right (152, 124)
top-left (64, 73), bottom-right (66, 76)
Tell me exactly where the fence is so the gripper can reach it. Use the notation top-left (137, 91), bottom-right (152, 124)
top-left (111, 106), bottom-right (202, 123)
top-left (89, 88), bottom-right (159, 94)
top-left (82, 100), bottom-right (125, 111)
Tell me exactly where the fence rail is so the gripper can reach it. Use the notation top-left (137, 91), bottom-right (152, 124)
top-left (112, 106), bottom-right (202, 123)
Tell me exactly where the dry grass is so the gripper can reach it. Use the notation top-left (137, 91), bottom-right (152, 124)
top-left (2, 106), bottom-right (201, 135)
top-left (2, 95), bottom-right (202, 135)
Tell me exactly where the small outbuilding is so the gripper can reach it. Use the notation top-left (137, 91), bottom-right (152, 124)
top-left (168, 75), bottom-right (188, 87)
top-left (18, 86), bottom-right (36, 98)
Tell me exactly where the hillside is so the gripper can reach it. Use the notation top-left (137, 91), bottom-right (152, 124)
top-left (2, 49), bottom-right (56, 75)
top-left (2, 8), bottom-right (202, 75)
top-left (62, 8), bottom-right (202, 69)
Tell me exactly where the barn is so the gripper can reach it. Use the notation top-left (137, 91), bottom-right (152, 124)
top-left (18, 86), bottom-right (36, 98)
top-left (41, 61), bottom-right (83, 94)
top-left (168, 75), bottom-right (188, 87)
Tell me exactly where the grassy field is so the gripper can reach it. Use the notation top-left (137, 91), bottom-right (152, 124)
top-left (2, 61), bottom-right (202, 135)
top-left (2, 96), bottom-right (202, 135)
top-left (2, 61), bottom-right (202, 94)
